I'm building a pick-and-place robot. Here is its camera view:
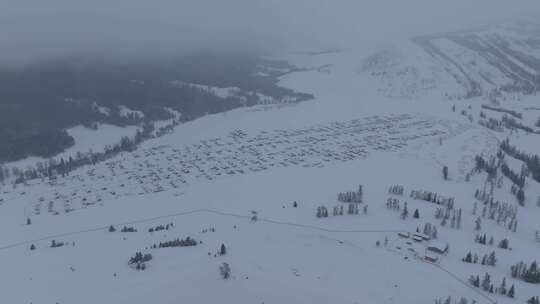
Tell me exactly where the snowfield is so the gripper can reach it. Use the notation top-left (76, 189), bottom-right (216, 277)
top-left (0, 158), bottom-right (500, 304)
top-left (2, 27), bottom-right (540, 304)
top-left (363, 23), bottom-right (540, 102)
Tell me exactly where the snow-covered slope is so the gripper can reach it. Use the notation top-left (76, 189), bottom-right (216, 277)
top-left (362, 21), bottom-right (540, 102)
top-left (170, 80), bottom-right (306, 105)
top-left (5, 124), bottom-right (140, 171)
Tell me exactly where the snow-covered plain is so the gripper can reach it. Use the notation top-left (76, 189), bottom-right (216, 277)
top-left (2, 36), bottom-right (540, 304)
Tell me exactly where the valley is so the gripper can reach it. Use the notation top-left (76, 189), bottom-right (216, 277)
top-left (1, 22), bottom-right (540, 304)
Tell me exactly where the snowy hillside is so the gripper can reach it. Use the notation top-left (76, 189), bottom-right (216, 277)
top-left (170, 80), bottom-right (306, 105)
top-left (2, 25), bottom-right (540, 304)
top-left (5, 124), bottom-right (141, 171)
top-left (362, 21), bottom-right (540, 102)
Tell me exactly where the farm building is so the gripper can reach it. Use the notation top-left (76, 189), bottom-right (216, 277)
top-left (426, 241), bottom-right (448, 255)
top-left (424, 253), bottom-right (438, 263)
top-left (398, 232), bottom-right (410, 238)
top-left (413, 232), bottom-right (430, 241)
top-left (412, 235), bottom-right (423, 242)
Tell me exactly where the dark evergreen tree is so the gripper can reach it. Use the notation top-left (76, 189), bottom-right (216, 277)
top-left (0, 165), bottom-right (5, 184)
top-left (523, 261), bottom-right (540, 283)
top-left (499, 277), bottom-right (507, 295)
top-left (527, 296), bottom-right (539, 304)
top-left (50, 240), bottom-right (64, 248)
top-left (443, 166), bottom-right (449, 180)
top-left (508, 284), bottom-right (515, 298)
top-left (220, 243), bottom-right (227, 256)
top-left (475, 217), bottom-right (481, 231)
top-left (487, 251), bottom-right (497, 266)
top-left (121, 226), bottom-right (137, 232)
top-left (155, 237), bottom-right (197, 248)
top-left (401, 202), bottom-right (408, 220)
top-left (469, 275), bottom-right (480, 287)
top-left (481, 273), bottom-right (491, 291)
top-left (463, 252), bottom-right (473, 263)
top-left (219, 262), bottom-right (231, 279)
top-left (481, 255), bottom-right (487, 265)
top-left (517, 188), bottom-right (526, 206)
top-left (498, 238), bottom-right (509, 249)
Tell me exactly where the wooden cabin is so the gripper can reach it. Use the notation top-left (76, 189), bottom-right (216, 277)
top-left (424, 253), bottom-right (438, 263)
top-left (412, 235), bottom-right (424, 242)
top-left (426, 241), bottom-right (448, 255)
top-left (413, 233), bottom-right (431, 241)
top-left (398, 232), bottom-right (410, 238)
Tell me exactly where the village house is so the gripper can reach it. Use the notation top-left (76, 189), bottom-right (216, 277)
top-left (413, 232), bottom-right (431, 241)
top-left (398, 232), bottom-right (410, 238)
top-left (426, 241), bottom-right (448, 255)
top-left (424, 252), bottom-right (439, 263)
top-left (412, 234), bottom-right (424, 242)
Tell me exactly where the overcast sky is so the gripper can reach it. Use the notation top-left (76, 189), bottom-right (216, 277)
top-left (1, 0), bottom-right (540, 65)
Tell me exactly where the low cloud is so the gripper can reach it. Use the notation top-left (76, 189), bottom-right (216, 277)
top-left (0, 0), bottom-right (539, 65)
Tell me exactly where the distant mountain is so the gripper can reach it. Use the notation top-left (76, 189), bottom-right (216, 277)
top-left (362, 21), bottom-right (540, 101)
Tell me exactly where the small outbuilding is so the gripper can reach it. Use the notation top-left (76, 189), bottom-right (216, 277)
top-left (426, 241), bottom-right (448, 255)
top-left (413, 232), bottom-right (431, 241)
top-left (424, 253), bottom-right (438, 263)
top-left (412, 235), bottom-right (424, 242)
top-left (398, 232), bottom-right (410, 238)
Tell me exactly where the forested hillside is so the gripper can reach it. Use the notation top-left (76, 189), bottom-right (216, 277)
top-left (0, 53), bottom-right (312, 163)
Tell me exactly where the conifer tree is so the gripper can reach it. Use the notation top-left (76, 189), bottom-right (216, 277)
top-left (219, 262), bottom-right (231, 279)
top-left (475, 217), bottom-right (482, 231)
top-left (220, 243), bottom-right (227, 256)
top-left (443, 166), bottom-right (449, 180)
top-left (517, 188), bottom-right (526, 206)
top-left (401, 203), bottom-right (408, 220)
top-left (488, 251), bottom-right (497, 266)
top-left (508, 284), bottom-right (515, 298)
top-left (527, 296), bottom-right (539, 304)
top-left (481, 273), bottom-right (491, 291)
top-left (499, 277), bottom-right (506, 295)
top-left (463, 252), bottom-right (473, 263)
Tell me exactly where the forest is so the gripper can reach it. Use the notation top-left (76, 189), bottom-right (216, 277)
top-left (0, 53), bottom-right (312, 163)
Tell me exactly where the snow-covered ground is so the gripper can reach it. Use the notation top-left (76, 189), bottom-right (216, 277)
top-left (170, 80), bottom-right (243, 99)
top-left (362, 23), bottom-right (540, 102)
top-left (170, 80), bottom-right (303, 105)
top-left (118, 105), bottom-right (144, 119)
top-left (2, 31), bottom-right (540, 304)
top-left (4, 124), bottom-right (140, 171)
